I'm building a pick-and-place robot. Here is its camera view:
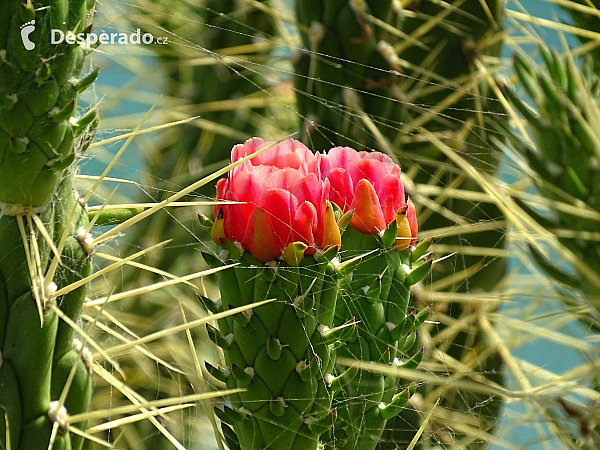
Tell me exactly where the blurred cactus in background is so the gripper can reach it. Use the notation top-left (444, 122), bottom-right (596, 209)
top-left (292, 0), bottom-right (405, 150)
top-left (499, 42), bottom-right (600, 448)
top-left (0, 0), bottom-right (99, 448)
top-left (502, 47), bottom-right (600, 331)
top-left (135, 0), bottom-right (275, 171)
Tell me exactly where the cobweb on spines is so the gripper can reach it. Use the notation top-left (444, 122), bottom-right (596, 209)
top-left (109, 0), bottom-right (510, 157)
top-left (76, 0), bottom-right (599, 449)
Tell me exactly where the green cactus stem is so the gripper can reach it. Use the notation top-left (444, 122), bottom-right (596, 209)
top-left (323, 222), bottom-right (431, 450)
top-left (203, 247), bottom-right (346, 450)
top-left (502, 48), bottom-right (600, 330)
top-left (0, 0), bottom-right (98, 213)
top-left (0, 1), bottom-right (98, 449)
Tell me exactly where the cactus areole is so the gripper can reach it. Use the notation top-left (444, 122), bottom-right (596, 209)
top-left (209, 139), bottom-right (429, 450)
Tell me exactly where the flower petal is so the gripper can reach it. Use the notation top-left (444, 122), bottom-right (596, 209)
top-left (327, 168), bottom-right (354, 212)
top-left (259, 188), bottom-right (297, 249)
top-left (326, 147), bottom-right (360, 175)
top-left (292, 201), bottom-right (317, 251)
top-left (349, 179), bottom-right (386, 234)
top-left (349, 158), bottom-right (388, 191)
top-left (231, 137), bottom-right (266, 163)
top-left (377, 173), bottom-right (405, 225)
top-left (241, 207), bottom-right (281, 262)
top-left (223, 191), bottom-right (247, 243)
top-left (214, 178), bottom-right (227, 218)
top-left (407, 197), bottom-right (418, 247)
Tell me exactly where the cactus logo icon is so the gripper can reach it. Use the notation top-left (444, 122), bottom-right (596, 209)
top-left (20, 20), bottom-right (36, 50)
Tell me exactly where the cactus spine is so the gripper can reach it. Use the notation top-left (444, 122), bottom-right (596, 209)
top-left (0, 1), bottom-right (98, 449)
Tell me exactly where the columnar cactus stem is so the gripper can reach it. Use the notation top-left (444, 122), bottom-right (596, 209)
top-left (206, 138), bottom-right (347, 450)
top-left (327, 225), bottom-right (431, 450)
top-left (293, 0), bottom-right (405, 151)
top-left (502, 48), bottom-right (600, 329)
top-left (206, 250), bottom-right (344, 450)
top-left (0, 1), bottom-right (98, 449)
top-left (310, 147), bottom-right (430, 450)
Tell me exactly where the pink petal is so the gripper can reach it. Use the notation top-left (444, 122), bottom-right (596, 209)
top-left (377, 173), bottom-right (405, 224)
top-left (349, 158), bottom-right (388, 190)
top-left (292, 201), bottom-right (317, 250)
top-left (231, 137), bottom-right (267, 163)
top-left (326, 147), bottom-right (360, 171)
top-left (223, 191), bottom-right (247, 243)
top-left (241, 207), bottom-right (282, 262)
top-left (214, 178), bottom-right (227, 218)
top-left (290, 172), bottom-right (322, 206)
top-left (259, 188), bottom-right (298, 250)
top-left (327, 168), bottom-right (354, 212)
top-left (407, 198), bottom-right (418, 246)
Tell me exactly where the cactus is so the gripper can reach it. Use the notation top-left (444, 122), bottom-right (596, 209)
top-left (292, 0), bottom-right (504, 153)
top-left (133, 0), bottom-right (274, 172)
top-left (0, 1), bottom-right (98, 449)
top-left (292, 1), bottom-right (507, 447)
top-left (206, 139), bottom-right (430, 450)
top-left (206, 138), bottom-right (346, 450)
top-left (313, 148), bottom-right (431, 450)
top-left (501, 48), bottom-right (600, 330)
top-left (206, 249), bottom-right (344, 450)
top-left (292, 0), bottom-right (405, 150)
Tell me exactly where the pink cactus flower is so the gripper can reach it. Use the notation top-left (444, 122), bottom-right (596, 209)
top-left (213, 138), bottom-right (340, 263)
top-left (315, 147), bottom-right (417, 246)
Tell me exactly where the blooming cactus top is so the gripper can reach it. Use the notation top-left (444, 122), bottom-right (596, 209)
top-left (214, 138), bottom-right (340, 263)
top-left (314, 147), bottom-right (417, 247)
top-left (214, 139), bottom-right (417, 262)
